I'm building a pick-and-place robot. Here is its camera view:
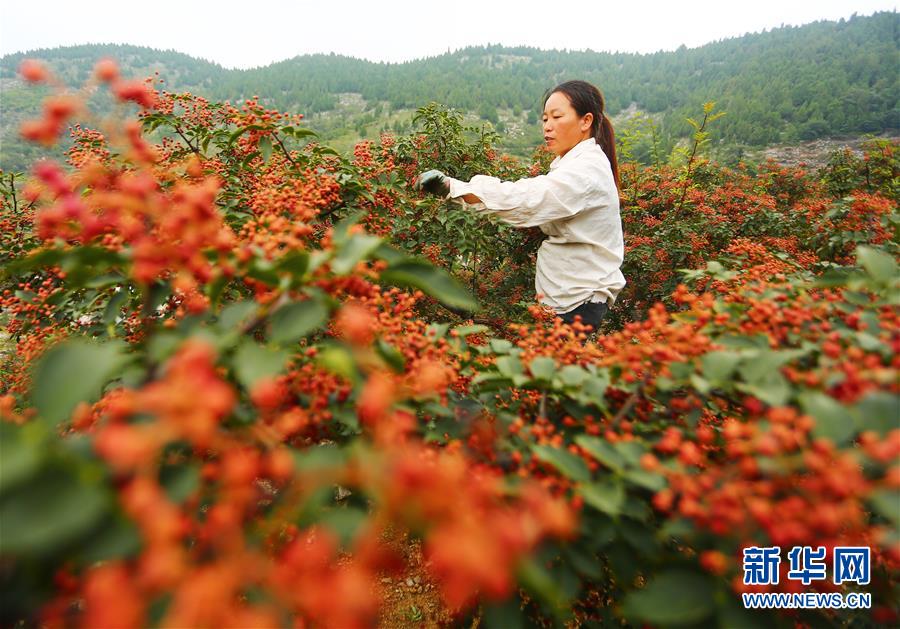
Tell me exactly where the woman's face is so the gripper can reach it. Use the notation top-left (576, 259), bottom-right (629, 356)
top-left (542, 91), bottom-right (593, 157)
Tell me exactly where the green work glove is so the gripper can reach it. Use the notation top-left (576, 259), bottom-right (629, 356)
top-left (415, 169), bottom-right (450, 196)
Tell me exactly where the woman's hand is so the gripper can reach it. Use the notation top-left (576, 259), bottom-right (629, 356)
top-left (415, 169), bottom-right (450, 196)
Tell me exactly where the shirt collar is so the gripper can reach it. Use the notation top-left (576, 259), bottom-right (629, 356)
top-left (549, 137), bottom-right (597, 170)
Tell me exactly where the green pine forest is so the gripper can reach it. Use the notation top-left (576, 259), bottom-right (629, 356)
top-left (1, 10), bottom-right (897, 172)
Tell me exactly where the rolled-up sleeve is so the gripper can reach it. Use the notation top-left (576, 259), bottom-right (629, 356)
top-left (446, 162), bottom-right (603, 228)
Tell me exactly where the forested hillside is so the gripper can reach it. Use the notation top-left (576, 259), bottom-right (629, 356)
top-left (1, 11), bottom-right (896, 171)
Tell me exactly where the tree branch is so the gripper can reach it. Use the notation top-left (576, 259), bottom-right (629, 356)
top-left (272, 133), bottom-right (297, 167)
top-left (611, 378), bottom-right (647, 426)
top-left (9, 174), bottom-right (18, 214)
top-left (173, 124), bottom-right (200, 155)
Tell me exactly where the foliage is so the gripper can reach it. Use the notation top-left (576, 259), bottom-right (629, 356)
top-left (0, 59), bottom-right (898, 628)
top-left (818, 138), bottom-right (900, 203)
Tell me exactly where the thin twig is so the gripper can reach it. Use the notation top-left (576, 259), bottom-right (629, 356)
top-left (272, 133), bottom-right (297, 167)
top-left (611, 378), bottom-right (646, 426)
top-left (676, 110), bottom-right (712, 212)
top-left (9, 174), bottom-right (18, 213)
top-left (173, 124), bottom-right (200, 155)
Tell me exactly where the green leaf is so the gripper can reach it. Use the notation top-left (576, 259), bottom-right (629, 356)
top-left (0, 426), bottom-right (43, 494)
top-left (78, 517), bottom-right (142, 564)
top-left (426, 322), bottom-right (450, 341)
top-left (454, 324), bottom-right (488, 337)
top-left (529, 357), bottom-right (556, 381)
top-left (606, 544), bottom-right (640, 585)
top-left (868, 490), bottom-right (900, 527)
top-left (574, 435), bottom-right (625, 472)
top-left (668, 361), bottom-right (695, 379)
top-left (620, 495), bottom-right (652, 522)
top-left (558, 365), bottom-right (588, 387)
top-left (517, 559), bottom-right (569, 620)
top-left (470, 373), bottom-right (514, 391)
top-left (621, 570), bottom-right (715, 625)
top-left (0, 468), bottom-right (108, 556)
top-left (856, 331), bottom-right (885, 353)
top-left (316, 344), bottom-right (358, 382)
top-left (857, 245), bottom-right (898, 284)
top-left (814, 268), bottom-right (853, 288)
top-left (160, 464), bottom-right (201, 504)
top-left (269, 299), bottom-right (328, 344)
top-left (102, 289), bottom-right (129, 324)
top-left (147, 332), bottom-right (182, 364)
top-left (247, 258), bottom-right (279, 286)
top-left (284, 126), bottom-right (317, 140)
top-left (580, 372), bottom-right (611, 406)
top-left (580, 478), bottom-right (625, 516)
top-left (376, 339), bottom-right (406, 373)
top-left (276, 251), bottom-right (310, 282)
top-left (532, 445), bottom-right (590, 482)
top-left (226, 127), bottom-right (248, 145)
top-left (736, 371), bottom-right (790, 407)
top-left (207, 274), bottom-right (229, 309)
top-left (291, 444), bottom-right (347, 471)
top-left (799, 392), bottom-right (855, 445)
top-left (564, 546), bottom-right (604, 579)
top-left (623, 468), bottom-right (666, 492)
top-left (489, 339), bottom-right (514, 354)
top-left (332, 211), bottom-right (364, 243)
top-left (620, 522), bottom-right (659, 555)
top-left (738, 349), bottom-right (804, 385)
top-left (717, 594), bottom-right (772, 629)
top-left (851, 392), bottom-right (899, 436)
top-left (659, 518), bottom-right (694, 540)
top-left (381, 259), bottom-right (478, 311)
top-left (233, 341), bottom-right (289, 389)
top-left (844, 291), bottom-right (873, 306)
top-left (483, 598), bottom-right (525, 629)
top-left (496, 355), bottom-right (524, 378)
top-left (258, 135), bottom-right (273, 163)
top-left (690, 373), bottom-right (711, 395)
top-left (332, 409), bottom-right (360, 433)
top-left (6, 247), bottom-right (126, 286)
top-left (145, 281), bottom-right (172, 313)
top-left (372, 242), bottom-right (407, 265)
top-left (582, 513), bottom-right (617, 547)
top-left (701, 350), bottom-right (741, 382)
top-left (32, 339), bottom-right (128, 426)
top-left (331, 234), bottom-right (382, 275)
top-left (218, 300), bottom-right (258, 330)
top-left (320, 507), bottom-right (367, 547)
top-left (655, 376), bottom-right (676, 392)
top-left (613, 441), bottom-right (647, 467)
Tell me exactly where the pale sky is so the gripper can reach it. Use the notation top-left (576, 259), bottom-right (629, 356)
top-left (1, 1), bottom-right (896, 69)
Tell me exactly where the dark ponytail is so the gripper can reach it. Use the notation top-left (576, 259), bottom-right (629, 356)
top-left (544, 80), bottom-right (620, 190)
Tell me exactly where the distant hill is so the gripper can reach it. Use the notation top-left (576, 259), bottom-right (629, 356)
top-left (1, 11), bottom-right (897, 171)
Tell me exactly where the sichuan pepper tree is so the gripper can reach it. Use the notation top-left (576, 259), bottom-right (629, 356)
top-left (1, 59), bottom-right (897, 627)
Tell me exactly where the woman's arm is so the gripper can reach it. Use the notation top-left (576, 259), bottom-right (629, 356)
top-left (446, 162), bottom-right (610, 228)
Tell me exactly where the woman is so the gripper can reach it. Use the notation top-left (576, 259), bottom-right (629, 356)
top-left (416, 80), bottom-right (625, 332)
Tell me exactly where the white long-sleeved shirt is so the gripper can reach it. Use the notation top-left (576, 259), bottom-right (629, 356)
top-left (446, 137), bottom-right (626, 314)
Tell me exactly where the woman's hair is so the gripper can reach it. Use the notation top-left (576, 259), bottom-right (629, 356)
top-left (544, 80), bottom-right (620, 190)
